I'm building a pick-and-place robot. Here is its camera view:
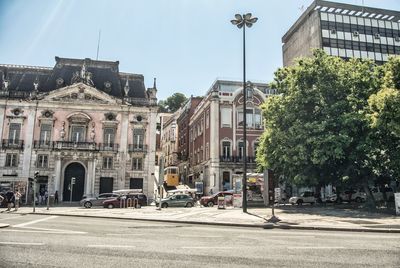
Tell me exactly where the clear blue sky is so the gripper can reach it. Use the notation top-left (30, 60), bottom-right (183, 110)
top-left (0, 0), bottom-right (399, 100)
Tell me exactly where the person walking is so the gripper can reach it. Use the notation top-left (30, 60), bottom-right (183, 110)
top-left (54, 191), bottom-right (59, 205)
top-left (5, 189), bottom-right (15, 212)
top-left (14, 189), bottom-right (22, 211)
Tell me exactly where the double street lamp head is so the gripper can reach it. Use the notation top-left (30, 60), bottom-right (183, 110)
top-left (231, 13), bottom-right (258, 28)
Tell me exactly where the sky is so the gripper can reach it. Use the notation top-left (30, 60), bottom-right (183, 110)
top-left (0, 0), bottom-right (399, 100)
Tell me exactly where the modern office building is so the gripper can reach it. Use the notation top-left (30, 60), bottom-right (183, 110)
top-left (283, 0), bottom-right (400, 66)
top-left (0, 57), bottom-right (158, 202)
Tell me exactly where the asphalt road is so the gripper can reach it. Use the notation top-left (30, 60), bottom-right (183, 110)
top-left (0, 214), bottom-right (399, 268)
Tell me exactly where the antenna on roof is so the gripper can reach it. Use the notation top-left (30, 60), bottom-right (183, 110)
top-left (298, 5), bottom-right (304, 12)
top-left (96, 29), bottom-right (101, 60)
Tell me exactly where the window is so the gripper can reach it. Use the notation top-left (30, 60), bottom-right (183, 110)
top-left (221, 108), bottom-right (232, 128)
top-left (37, 155), bottom-right (48, 168)
top-left (238, 141), bottom-right (244, 160)
top-left (206, 111), bottom-right (209, 129)
top-left (206, 143), bottom-right (209, 159)
top-left (40, 124), bottom-right (52, 145)
top-left (133, 129), bottom-right (144, 149)
top-left (71, 126), bottom-right (85, 142)
top-left (238, 108), bottom-right (262, 128)
top-left (8, 123), bottom-right (21, 143)
top-left (132, 158), bottom-right (143, 170)
top-left (222, 141), bottom-right (231, 159)
top-left (5, 153), bottom-right (18, 167)
top-left (254, 109), bottom-right (262, 129)
top-left (103, 157), bottom-right (113, 169)
top-left (103, 127), bottom-right (115, 146)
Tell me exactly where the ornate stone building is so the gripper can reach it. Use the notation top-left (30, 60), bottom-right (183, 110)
top-left (0, 57), bottom-right (157, 202)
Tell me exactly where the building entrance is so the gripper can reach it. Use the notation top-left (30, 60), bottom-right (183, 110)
top-left (63, 162), bottom-right (85, 201)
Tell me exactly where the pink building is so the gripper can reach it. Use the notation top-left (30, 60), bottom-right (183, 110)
top-left (0, 57), bottom-right (158, 202)
top-left (187, 80), bottom-right (276, 194)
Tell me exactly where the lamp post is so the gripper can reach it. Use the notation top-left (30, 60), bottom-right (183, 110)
top-left (231, 13), bottom-right (258, 213)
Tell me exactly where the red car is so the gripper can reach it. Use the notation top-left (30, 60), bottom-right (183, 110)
top-left (103, 194), bottom-right (147, 209)
top-left (200, 191), bottom-right (233, 207)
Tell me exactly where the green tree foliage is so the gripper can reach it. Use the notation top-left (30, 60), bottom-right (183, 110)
top-left (158, 93), bottom-right (187, 113)
top-left (256, 50), bottom-right (400, 191)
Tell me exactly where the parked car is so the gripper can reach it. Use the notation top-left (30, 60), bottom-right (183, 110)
top-left (157, 194), bottom-right (194, 208)
top-left (371, 187), bottom-right (395, 202)
top-left (289, 191), bottom-right (316, 205)
top-left (200, 191), bottom-right (233, 207)
top-left (80, 193), bottom-right (119, 208)
top-left (103, 193), bottom-right (147, 209)
top-left (338, 189), bottom-right (366, 203)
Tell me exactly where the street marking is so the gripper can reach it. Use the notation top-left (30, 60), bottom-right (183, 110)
top-left (13, 216), bottom-right (58, 228)
top-left (181, 246), bottom-right (233, 249)
top-left (0, 215), bottom-right (23, 221)
top-left (0, 229), bottom-right (85, 234)
top-left (87, 245), bottom-right (136, 249)
top-left (0, 242), bottom-right (45, 246)
top-left (178, 235), bottom-right (222, 238)
top-left (287, 246), bottom-right (345, 249)
top-left (18, 226), bottom-right (87, 234)
top-left (106, 233), bottom-right (145, 236)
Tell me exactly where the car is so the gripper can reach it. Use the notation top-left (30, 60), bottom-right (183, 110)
top-left (289, 191), bottom-right (316, 205)
top-left (157, 194), bottom-right (194, 208)
top-left (79, 193), bottom-right (119, 208)
top-left (337, 189), bottom-right (366, 203)
top-left (103, 193), bottom-right (147, 209)
top-left (200, 191), bottom-right (233, 207)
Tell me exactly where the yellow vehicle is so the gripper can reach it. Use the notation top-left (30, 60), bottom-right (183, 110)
top-left (164, 166), bottom-right (179, 186)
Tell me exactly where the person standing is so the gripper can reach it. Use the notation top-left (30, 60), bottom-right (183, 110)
top-left (14, 189), bottom-right (22, 211)
top-left (54, 191), bottom-right (59, 205)
top-left (5, 189), bottom-right (15, 212)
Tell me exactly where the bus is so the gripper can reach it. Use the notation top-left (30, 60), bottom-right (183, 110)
top-left (164, 166), bottom-right (179, 186)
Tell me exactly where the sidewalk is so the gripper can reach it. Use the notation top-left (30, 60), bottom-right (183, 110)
top-left (6, 204), bottom-right (399, 233)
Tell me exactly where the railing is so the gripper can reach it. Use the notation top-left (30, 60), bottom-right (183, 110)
top-left (128, 144), bottom-right (148, 152)
top-left (98, 143), bottom-right (119, 152)
top-left (219, 156), bottom-right (256, 163)
top-left (53, 141), bottom-right (97, 150)
top-left (2, 139), bottom-right (24, 149)
top-left (34, 140), bottom-right (52, 149)
top-left (0, 90), bottom-right (31, 99)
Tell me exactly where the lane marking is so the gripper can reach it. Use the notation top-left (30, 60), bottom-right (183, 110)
top-left (0, 242), bottom-right (45, 246)
top-left (178, 235), bottom-right (222, 238)
top-left (88, 245), bottom-right (136, 248)
top-left (181, 246), bottom-right (233, 249)
top-left (0, 215), bottom-right (24, 221)
top-left (18, 226), bottom-right (87, 234)
top-left (0, 229), bottom-right (85, 234)
top-left (287, 246), bottom-right (345, 249)
top-left (13, 216), bottom-right (58, 228)
top-left (106, 233), bottom-right (145, 236)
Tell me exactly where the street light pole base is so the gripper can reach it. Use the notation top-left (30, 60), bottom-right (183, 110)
top-left (267, 215), bottom-right (281, 223)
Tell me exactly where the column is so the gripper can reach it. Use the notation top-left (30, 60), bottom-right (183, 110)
top-left (54, 157), bottom-right (62, 197)
top-left (146, 108), bottom-right (157, 200)
top-left (86, 160), bottom-right (94, 196)
top-left (209, 96), bottom-right (220, 192)
top-left (118, 111), bottom-right (129, 189)
top-left (22, 106), bottom-right (37, 180)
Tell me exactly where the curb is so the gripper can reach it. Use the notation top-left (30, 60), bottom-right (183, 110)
top-left (23, 212), bottom-right (400, 233)
top-left (0, 223), bottom-right (10, 228)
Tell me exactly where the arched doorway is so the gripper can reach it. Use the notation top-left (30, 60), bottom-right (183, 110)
top-left (63, 162), bottom-right (85, 201)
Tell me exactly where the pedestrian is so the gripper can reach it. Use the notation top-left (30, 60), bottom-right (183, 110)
top-left (45, 190), bottom-right (48, 205)
top-left (54, 191), bottom-right (59, 205)
top-left (39, 189), bottom-right (45, 205)
top-left (5, 189), bottom-right (15, 212)
top-left (14, 189), bottom-right (21, 211)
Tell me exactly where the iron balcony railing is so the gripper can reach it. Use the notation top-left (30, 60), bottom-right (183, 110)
top-left (128, 144), bottom-right (148, 153)
top-left (2, 139), bottom-right (24, 149)
top-left (219, 156), bottom-right (256, 163)
top-left (98, 143), bottom-right (119, 152)
top-left (34, 140), bottom-right (52, 149)
top-left (53, 141), bottom-right (97, 150)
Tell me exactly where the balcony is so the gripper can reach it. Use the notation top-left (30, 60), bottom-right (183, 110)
top-left (128, 144), bottom-right (148, 153)
top-left (98, 143), bottom-right (119, 152)
top-left (34, 140), bottom-right (52, 149)
top-left (53, 141), bottom-right (97, 150)
top-left (2, 139), bottom-right (24, 149)
top-left (219, 156), bottom-right (256, 163)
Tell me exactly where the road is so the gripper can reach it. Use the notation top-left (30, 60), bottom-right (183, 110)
top-left (0, 214), bottom-right (399, 267)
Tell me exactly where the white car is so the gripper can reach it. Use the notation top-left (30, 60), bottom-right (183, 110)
top-left (289, 191), bottom-right (316, 205)
top-left (338, 189), bottom-right (366, 203)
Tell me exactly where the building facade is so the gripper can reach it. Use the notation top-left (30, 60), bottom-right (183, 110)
top-left (187, 80), bottom-right (276, 195)
top-left (283, 0), bottom-right (400, 66)
top-left (0, 57), bottom-right (158, 202)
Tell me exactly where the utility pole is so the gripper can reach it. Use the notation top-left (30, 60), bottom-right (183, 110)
top-left (69, 177), bottom-right (75, 203)
top-left (157, 155), bottom-right (165, 210)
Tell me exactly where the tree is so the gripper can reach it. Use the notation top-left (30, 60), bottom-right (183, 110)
top-left (158, 93), bottom-right (187, 113)
top-left (256, 50), bottom-right (382, 191)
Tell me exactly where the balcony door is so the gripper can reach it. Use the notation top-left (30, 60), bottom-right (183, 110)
top-left (71, 125), bottom-right (86, 142)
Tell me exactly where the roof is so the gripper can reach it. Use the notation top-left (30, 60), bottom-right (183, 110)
top-left (0, 57), bottom-right (150, 101)
top-left (283, 0), bottom-right (400, 42)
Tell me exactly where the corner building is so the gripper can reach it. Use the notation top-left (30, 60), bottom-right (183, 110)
top-left (187, 80), bottom-right (276, 195)
top-left (283, 0), bottom-right (400, 66)
top-left (0, 57), bottom-right (157, 202)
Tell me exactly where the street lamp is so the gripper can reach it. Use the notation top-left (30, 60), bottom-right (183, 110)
top-left (231, 13), bottom-right (258, 213)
